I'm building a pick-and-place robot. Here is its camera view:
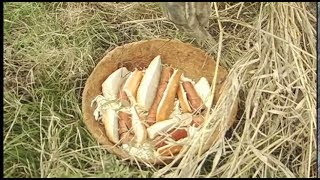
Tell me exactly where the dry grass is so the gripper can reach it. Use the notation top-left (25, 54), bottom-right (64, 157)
top-left (153, 3), bottom-right (317, 178)
top-left (3, 2), bottom-right (317, 178)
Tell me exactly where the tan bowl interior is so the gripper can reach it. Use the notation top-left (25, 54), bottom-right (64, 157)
top-left (82, 39), bottom-right (237, 165)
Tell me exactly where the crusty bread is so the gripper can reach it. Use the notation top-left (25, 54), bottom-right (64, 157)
top-left (156, 128), bottom-right (188, 156)
top-left (158, 145), bottom-right (183, 157)
top-left (146, 118), bottom-right (179, 139)
top-left (136, 55), bottom-right (162, 111)
top-left (194, 77), bottom-right (211, 109)
top-left (130, 106), bottom-right (147, 144)
top-left (102, 67), bottom-right (130, 99)
top-left (101, 109), bottom-right (119, 144)
top-left (118, 110), bottom-right (132, 135)
top-left (123, 69), bottom-right (144, 104)
top-left (177, 82), bottom-right (192, 113)
top-left (147, 66), bottom-right (174, 125)
top-left (182, 81), bottom-right (204, 112)
top-left (156, 69), bottom-right (183, 121)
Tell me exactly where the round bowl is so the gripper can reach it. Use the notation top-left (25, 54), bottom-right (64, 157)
top-left (82, 39), bottom-right (237, 165)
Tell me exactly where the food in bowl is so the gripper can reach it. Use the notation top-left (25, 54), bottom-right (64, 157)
top-left (91, 55), bottom-right (214, 160)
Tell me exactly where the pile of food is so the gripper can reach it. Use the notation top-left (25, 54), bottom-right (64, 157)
top-left (91, 55), bottom-right (216, 160)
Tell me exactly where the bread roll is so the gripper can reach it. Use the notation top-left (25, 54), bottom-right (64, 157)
top-left (136, 55), bottom-right (162, 111)
top-left (177, 82), bottom-right (192, 113)
top-left (146, 118), bottom-right (179, 139)
top-left (130, 106), bottom-right (147, 145)
top-left (123, 69), bottom-right (144, 104)
top-left (101, 109), bottom-right (119, 144)
top-left (194, 77), bottom-right (211, 109)
top-left (102, 67), bottom-right (130, 99)
top-left (147, 66), bottom-right (174, 125)
top-left (156, 69), bottom-right (182, 121)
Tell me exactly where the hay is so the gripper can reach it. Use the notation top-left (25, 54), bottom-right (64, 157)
top-left (149, 2), bottom-right (316, 178)
top-left (82, 2), bottom-right (316, 178)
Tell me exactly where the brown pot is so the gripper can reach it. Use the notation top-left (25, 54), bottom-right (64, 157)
top-left (81, 39), bottom-right (238, 165)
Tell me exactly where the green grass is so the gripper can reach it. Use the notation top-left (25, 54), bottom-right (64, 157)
top-left (4, 2), bottom-right (316, 178)
top-left (3, 2), bottom-right (160, 178)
